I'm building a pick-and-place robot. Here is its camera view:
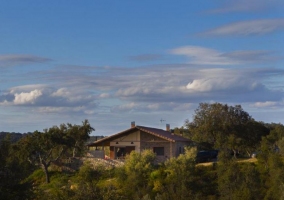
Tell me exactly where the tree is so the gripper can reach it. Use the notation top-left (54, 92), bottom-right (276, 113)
top-left (68, 162), bottom-right (103, 200)
top-left (217, 159), bottom-right (261, 200)
top-left (150, 147), bottom-right (197, 200)
top-left (116, 150), bottom-right (156, 199)
top-left (19, 130), bottom-right (66, 183)
top-left (242, 121), bottom-right (269, 156)
top-left (66, 120), bottom-right (95, 157)
top-left (0, 135), bottom-right (34, 200)
top-left (185, 103), bottom-right (266, 157)
top-left (18, 120), bottom-right (94, 183)
top-left (266, 123), bottom-right (284, 153)
top-left (173, 126), bottom-right (189, 138)
top-left (257, 126), bottom-right (284, 199)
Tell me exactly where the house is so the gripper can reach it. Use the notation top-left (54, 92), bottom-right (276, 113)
top-left (88, 122), bottom-right (192, 162)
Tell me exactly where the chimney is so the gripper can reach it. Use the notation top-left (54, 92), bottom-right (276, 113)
top-left (131, 121), bottom-right (135, 128)
top-left (166, 124), bottom-right (170, 132)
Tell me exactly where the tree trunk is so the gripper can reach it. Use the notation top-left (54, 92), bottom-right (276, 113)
top-left (232, 149), bottom-right (237, 159)
top-left (73, 142), bottom-right (78, 157)
top-left (72, 147), bottom-right (76, 158)
top-left (41, 163), bottom-right (50, 183)
top-left (246, 150), bottom-right (251, 157)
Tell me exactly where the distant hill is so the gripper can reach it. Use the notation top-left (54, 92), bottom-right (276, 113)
top-left (0, 132), bottom-right (29, 143)
top-left (86, 135), bottom-right (105, 144)
top-left (0, 132), bottom-right (105, 144)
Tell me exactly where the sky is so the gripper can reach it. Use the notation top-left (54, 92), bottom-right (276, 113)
top-left (0, 0), bottom-right (284, 135)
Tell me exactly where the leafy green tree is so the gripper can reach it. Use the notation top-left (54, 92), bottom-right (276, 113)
top-left (65, 120), bottom-right (95, 157)
top-left (150, 147), bottom-right (197, 200)
top-left (186, 103), bottom-right (267, 157)
top-left (242, 121), bottom-right (269, 156)
top-left (68, 162), bottom-right (103, 200)
top-left (257, 128), bottom-right (284, 199)
top-left (217, 148), bottom-right (262, 200)
top-left (266, 123), bottom-right (284, 154)
top-left (266, 123), bottom-right (284, 141)
top-left (173, 126), bottom-right (189, 137)
top-left (18, 120), bottom-right (94, 183)
top-left (116, 149), bottom-right (156, 199)
top-left (218, 159), bottom-right (261, 200)
top-left (19, 130), bottom-right (67, 183)
top-left (0, 135), bottom-right (34, 200)
top-left (257, 124), bottom-right (284, 172)
top-left (263, 153), bottom-right (284, 200)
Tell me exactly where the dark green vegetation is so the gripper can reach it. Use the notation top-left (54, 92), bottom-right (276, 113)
top-left (1, 103), bottom-right (284, 199)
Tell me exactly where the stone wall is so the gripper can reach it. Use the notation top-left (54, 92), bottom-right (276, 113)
top-left (174, 141), bottom-right (193, 157)
top-left (141, 141), bottom-right (172, 163)
top-left (88, 150), bottom-right (105, 158)
top-left (140, 130), bottom-right (174, 162)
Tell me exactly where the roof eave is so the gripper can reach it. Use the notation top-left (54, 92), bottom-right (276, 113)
top-left (87, 126), bottom-right (137, 146)
top-left (137, 127), bottom-right (176, 142)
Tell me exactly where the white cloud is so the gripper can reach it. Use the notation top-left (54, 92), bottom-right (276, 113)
top-left (253, 101), bottom-right (284, 108)
top-left (110, 102), bottom-right (194, 114)
top-left (208, 0), bottom-right (282, 13)
top-left (116, 87), bottom-right (152, 97)
top-left (0, 85), bottom-right (98, 114)
top-left (99, 93), bottom-right (110, 98)
top-left (51, 88), bottom-right (71, 97)
top-left (172, 103), bottom-right (193, 111)
top-left (147, 103), bottom-right (160, 110)
top-left (10, 84), bottom-right (47, 93)
top-left (14, 89), bottom-right (42, 105)
top-left (37, 107), bottom-right (73, 113)
top-left (171, 46), bottom-right (235, 65)
top-left (1, 55), bottom-right (283, 118)
top-left (110, 102), bottom-right (139, 113)
top-left (186, 77), bottom-right (259, 92)
top-left (202, 19), bottom-right (284, 36)
top-left (84, 110), bottom-right (95, 115)
top-left (105, 65), bottom-right (283, 105)
top-left (36, 106), bottom-right (96, 115)
top-left (170, 46), bottom-right (276, 65)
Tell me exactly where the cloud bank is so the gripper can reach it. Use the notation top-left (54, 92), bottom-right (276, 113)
top-left (208, 0), bottom-right (283, 13)
top-left (201, 19), bottom-right (284, 36)
top-left (1, 45), bottom-right (283, 118)
top-left (0, 85), bottom-right (97, 115)
top-left (170, 46), bottom-right (276, 65)
top-left (0, 54), bottom-right (52, 67)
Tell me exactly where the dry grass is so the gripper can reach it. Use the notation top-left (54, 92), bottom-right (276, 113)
top-left (196, 157), bottom-right (258, 167)
top-left (237, 157), bottom-right (257, 163)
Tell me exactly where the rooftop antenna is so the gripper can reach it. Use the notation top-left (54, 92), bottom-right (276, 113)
top-left (160, 119), bottom-right (166, 128)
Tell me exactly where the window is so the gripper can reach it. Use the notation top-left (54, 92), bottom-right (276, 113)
top-left (179, 147), bottom-right (182, 154)
top-left (153, 147), bottom-right (164, 156)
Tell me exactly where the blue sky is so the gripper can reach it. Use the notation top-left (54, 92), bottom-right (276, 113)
top-left (1, 0), bottom-right (284, 135)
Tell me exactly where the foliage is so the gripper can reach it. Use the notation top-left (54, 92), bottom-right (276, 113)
top-left (150, 147), bottom-right (197, 199)
top-left (185, 103), bottom-right (268, 157)
top-left (17, 119), bottom-right (94, 183)
top-left (2, 111), bottom-right (284, 199)
top-left (68, 162), bottom-right (103, 200)
top-left (116, 149), bottom-right (156, 199)
top-left (257, 127), bottom-right (284, 199)
top-left (0, 135), bottom-right (34, 200)
top-left (218, 159), bottom-right (261, 200)
top-left (64, 120), bottom-right (95, 157)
